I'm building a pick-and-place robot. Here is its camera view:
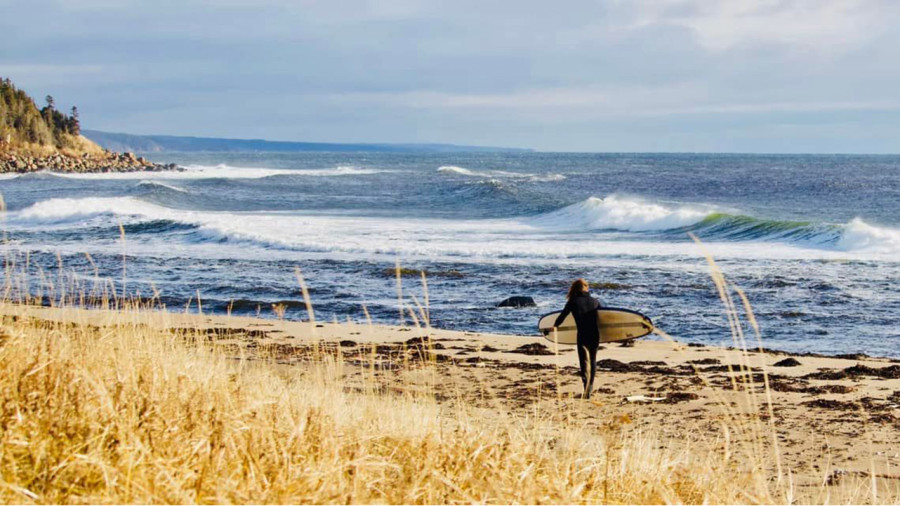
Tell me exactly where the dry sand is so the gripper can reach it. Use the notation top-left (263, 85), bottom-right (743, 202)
top-left (5, 303), bottom-right (899, 491)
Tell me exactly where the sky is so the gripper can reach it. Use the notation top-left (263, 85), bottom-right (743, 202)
top-left (2, 0), bottom-right (900, 152)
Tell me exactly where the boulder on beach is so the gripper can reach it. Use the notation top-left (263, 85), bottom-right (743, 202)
top-left (497, 296), bottom-right (536, 308)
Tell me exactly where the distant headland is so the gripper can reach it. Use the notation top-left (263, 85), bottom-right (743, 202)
top-left (82, 130), bottom-right (533, 154)
top-left (0, 78), bottom-right (177, 173)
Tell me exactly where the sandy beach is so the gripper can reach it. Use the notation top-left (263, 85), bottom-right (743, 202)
top-left (5, 301), bottom-right (898, 497)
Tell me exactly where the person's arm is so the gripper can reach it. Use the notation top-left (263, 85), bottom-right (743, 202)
top-left (553, 300), bottom-right (572, 328)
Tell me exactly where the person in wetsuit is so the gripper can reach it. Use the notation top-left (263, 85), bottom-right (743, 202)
top-left (552, 278), bottom-right (602, 399)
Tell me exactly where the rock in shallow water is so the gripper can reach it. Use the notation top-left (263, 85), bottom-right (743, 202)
top-left (497, 296), bottom-right (536, 308)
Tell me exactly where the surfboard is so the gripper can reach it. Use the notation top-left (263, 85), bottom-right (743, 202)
top-left (537, 307), bottom-right (654, 345)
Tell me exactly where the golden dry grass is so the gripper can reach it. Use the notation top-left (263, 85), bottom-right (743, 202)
top-left (0, 302), bottom-right (790, 505)
top-left (2, 134), bottom-right (109, 159)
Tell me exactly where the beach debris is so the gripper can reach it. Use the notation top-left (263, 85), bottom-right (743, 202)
top-left (868, 412), bottom-right (898, 425)
top-left (768, 379), bottom-right (857, 395)
top-left (803, 399), bottom-right (858, 410)
top-left (661, 392), bottom-right (700, 403)
top-left (597, 359), bottom-right (641, 372)
top-left (688, 358), bottom-right (721, 365)
top-left (773, 358), bottom-right (802, 367)
top-left (805, 364), bottom-right (900, 380)
top-left (826, 469), bottom-right (849, 486)
top-left (507, 343), bottom-right (555, 356)
top-left (618, 339), bottom-right (635, 347)
top-left (338, 340), bottom-right (357, 347)
top-left (497, 296), bottom-right (537, 308)
top-left (833, 353), bottom-right (871, 360)
top-left (405, 336), bottom-right (444, 348)
top-left (624, 395), bottom-right (666, 403)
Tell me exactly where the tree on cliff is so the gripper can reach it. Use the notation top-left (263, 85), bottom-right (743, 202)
top-left (0, 78), bottom-right (82, 151)
top-left (70, 106), bottom-right (80, 136)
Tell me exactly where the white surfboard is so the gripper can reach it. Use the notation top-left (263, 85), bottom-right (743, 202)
top-left (537, 307), bottom-right (654, 345)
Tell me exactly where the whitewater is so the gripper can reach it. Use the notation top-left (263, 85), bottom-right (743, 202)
top-left (2, 152), bottom-right (898, 357)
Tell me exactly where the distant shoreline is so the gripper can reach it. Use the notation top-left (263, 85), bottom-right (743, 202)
top-left (82, 129), bottom-right (533, 154)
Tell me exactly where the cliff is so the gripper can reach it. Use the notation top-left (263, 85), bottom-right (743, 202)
top-left (0, 77), bottom-right (174, 173)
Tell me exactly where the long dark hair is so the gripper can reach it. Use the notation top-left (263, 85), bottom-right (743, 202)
top-left (567, 278), bottom-right (589, 299)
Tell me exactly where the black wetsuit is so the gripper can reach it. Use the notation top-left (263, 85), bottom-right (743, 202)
top-left (553, 292), bottom-right (602, 398)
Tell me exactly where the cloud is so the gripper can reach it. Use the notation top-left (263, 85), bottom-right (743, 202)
top-left (629, 0), bottom-right (898, 53)
top-left (2, 0), bottom-right (900, 151)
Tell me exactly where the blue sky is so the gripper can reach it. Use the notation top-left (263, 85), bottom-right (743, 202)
top-left (2, 0), bottom-right (900, 152)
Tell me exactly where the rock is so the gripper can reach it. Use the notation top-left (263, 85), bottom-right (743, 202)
top-left (0, 149), bottom-right (179, 174)
top-left (773, 357), bottom-right (802, 367)
top-left (497, 296), bottom-right (536, 308)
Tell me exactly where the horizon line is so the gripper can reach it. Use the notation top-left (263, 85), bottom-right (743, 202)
top-left (83, 129), bottom-right (900, 156)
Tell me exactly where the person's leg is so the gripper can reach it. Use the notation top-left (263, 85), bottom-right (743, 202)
top-left (584, 345), bottom-right (598, 399)
top-left (577, 344), bottom-right (589, 397)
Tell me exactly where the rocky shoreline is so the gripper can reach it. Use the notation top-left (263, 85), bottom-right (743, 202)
top-left (0, 151), bottom-right (179, 173)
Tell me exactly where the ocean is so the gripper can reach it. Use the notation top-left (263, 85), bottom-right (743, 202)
top-left (1, 152), bottom-right (898, 357)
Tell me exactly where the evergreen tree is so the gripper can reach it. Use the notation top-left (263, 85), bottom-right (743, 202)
top-left (69, 106), bottom-right (80, 135)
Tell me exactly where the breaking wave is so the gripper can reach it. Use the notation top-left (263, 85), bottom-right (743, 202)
top-left (531, 196), bottom-right (712, 232)
top-left (530, 195), bottom-right (900, 254)
top-left (7, 195), bottom-right (900, 259)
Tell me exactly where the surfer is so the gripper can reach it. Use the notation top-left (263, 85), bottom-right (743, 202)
top-left (552, 279), bottom-right (602, 399)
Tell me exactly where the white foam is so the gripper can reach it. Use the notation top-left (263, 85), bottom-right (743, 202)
top-left (437, 165), bottom-right (566, 182)
top-left (531, 195), bottom-right (713, 232)
top-left (290, 166), bottom-right (388, 176)
top-left (836, 218), bottom-right (900, 253)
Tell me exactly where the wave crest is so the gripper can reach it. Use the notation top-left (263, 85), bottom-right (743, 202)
top-left (137, 180), bottom-right (191, 194)
top-left (532, 196), bottom-right (712, 232)
top-left (437, 165), bottom-right (565, 182)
